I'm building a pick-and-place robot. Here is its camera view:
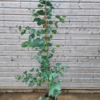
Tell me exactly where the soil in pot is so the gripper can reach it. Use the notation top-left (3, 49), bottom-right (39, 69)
top-left (44, 93), bottom-right (57, 100)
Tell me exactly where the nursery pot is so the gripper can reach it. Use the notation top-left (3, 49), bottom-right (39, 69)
top-left (44, 93), bottom-right (57, 100)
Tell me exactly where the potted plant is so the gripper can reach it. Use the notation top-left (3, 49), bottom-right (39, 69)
top-left (16, 0), bottom-right (69, 100)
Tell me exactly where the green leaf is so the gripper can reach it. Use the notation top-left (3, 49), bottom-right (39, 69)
top-left (66, 66), bottom-right (70, 69)
top-left (15, 75), bottom-right (21, 80)
top-left (23, 74), bottom-right (33, 83)
top-left (16, 25), bottom-right (18, 28)
top-left (25, 26), bottom-right (31, 30)
top-left (58, 79), bottom-right (64, 82)
top-left (32, 13), bottom-right (39, 17)
top-left (34, 18), bottom-right (45, 25)
top-left (47, 15), bottom-right (51, 19)
top-left (31, 56), bottom-right (35, 59)
top-left (28, 8), bottom-right (31, 10)
top-left (40, 19), bottom-right (45, 24)
top-left (39, 97), bottom-right (42, 100)
top-left (18, 26), bottom-right (21, 31)
top-left (52, 30), bottom-right (57, 34)
top-left (50, 6), bottom-right (55, 9)
top-left (54, 4), bottom-right (57, 7)
top-left (33, 7), bottom-right (35, 12)
top-left (38, 4), bottom-right (43, 7)
top-left (45, 27), bottom-right (51, 34)
top-left (54, 66), bottom-right (57, 72)
top-left (54, 91), bottom-right (62, 99)
top-left (49, 82), bottom-right (61, 97)
top-left (56, 15), bottom-right (60, 19)
top-left (37, 19), bottom-right (45, 25)
top-left (44, 97), bottom-right (52, 100)
top-left (50, 35), bottom-right (53, 39)
top-left (56, 45), bottom-right (60, 47)
top-left (36, 69), bottom-right (39, 72)
top-left (49, 75), bottom-right (52, 81)
top-left (48, 20), bottom-right (53, 24)
top-left (21, 41), bottom-right (29, 47)
top-left (21, 30), bottom-right (26, 35)
top-left (48, 54), bottom-right (53, 58)
top-left (49, 82), bottom-right (61, 91)
top-left (51, 48), bottom-right (55, 53)
top-left (60, 18), bottom-right (65, 23)
top-left (32, 8), bottom-right (37, 17)
top-left (56, 15), bottom-right (65, 23)
top-left (46, 8), bottom-right (52, 15)
top-left (23, 71), bottom-right (27, 75)
top-left (56, 63), bottom-right (61, 66)
top-left (37, 10), bottom-right (45, 15)
top-left (35, 48), bottom-right (38, 50)
top-left (55, 21), bottom-right (58, 28)
top-left (39, 0), bottom-right (44, 3)
top-left (29, 29), bottom-right (37, 34)
top-left (30, 68), bottom-right (34, 72)
top-left (61, 73), bottom-right (64, 77)
top-left (37, 29), bottom-right (45, 34)
top-left (47, 43), bottom-right (53, 46)
top-left (66, 66), bottom-right (70, 68)
top-left (29, 35), bottom-right (33, 42)
top-left (37, 83), bottom-right (41, 87)
top-left (30, 33), bottom-right (35, 39)
top-left (46, 1), bottom-right (53, 7)
top-left (52, 73), bottom-right (58, 79)
top-left (63, 15), bottom-right (66, 18)
top-left (23, 77), bottom-right (29, 83)
top-left (28, 81), bottom-right (35, 87)
top-left (33, 78), bottom-right (37, 82)
top-left (39, 0), bottom-right (53, 9)
top-left (36, 55), bottom-right (42, 59)
top-left (33, 18), bottom-right (41, 22)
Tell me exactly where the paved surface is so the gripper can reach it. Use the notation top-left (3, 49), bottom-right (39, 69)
top-left (0, 93), bottom-right (100, 100)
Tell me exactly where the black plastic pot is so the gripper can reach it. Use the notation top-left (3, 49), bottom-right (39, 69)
top-left (44, 93), bottom-right (57, 100)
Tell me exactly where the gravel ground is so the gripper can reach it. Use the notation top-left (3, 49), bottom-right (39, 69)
top-left (0, 93), bottom-right (100, 100)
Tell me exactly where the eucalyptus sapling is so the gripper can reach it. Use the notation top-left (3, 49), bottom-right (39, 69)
top-left (16, 0), bottom-right (69, 100)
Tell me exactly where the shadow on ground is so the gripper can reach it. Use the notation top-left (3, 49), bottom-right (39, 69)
top-left (0, 93), bottom-right (100, 100)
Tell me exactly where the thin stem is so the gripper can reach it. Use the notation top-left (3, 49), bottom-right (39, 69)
top-left (44, 0), bottom-right (49, 71)
top-left (44, 0), bottom-right (47, 27)
top-left (44, 0), bottom-right (48, 56)
top-left (47, 83), bottom-right (50, 97)
top-left (48, 26), bottom-right (56, 42)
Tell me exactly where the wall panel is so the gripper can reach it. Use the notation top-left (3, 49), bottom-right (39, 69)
top-left (0, 0), bottom-right (100, 89)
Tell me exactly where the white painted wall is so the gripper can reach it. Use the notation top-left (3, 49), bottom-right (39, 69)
top-left (0, 0), bottom-right (100, 89)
